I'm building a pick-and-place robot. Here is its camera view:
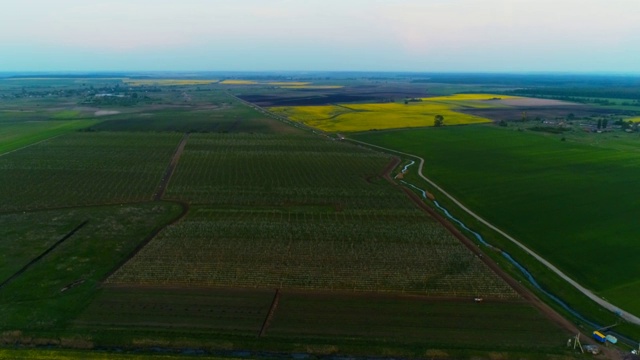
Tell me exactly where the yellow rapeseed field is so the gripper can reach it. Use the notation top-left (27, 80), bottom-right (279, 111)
top-left (267, 82), bottom-right (311, 86)
top-left (628, 117), bottom-right (640, 123)
top-left (123, 79), bottom-right (218, 86)
top-left (220, 80), bottom-right (258, 85)
top-left (270, 94), bottom-right (516, 132)
top-left (281, 85), bottom-right (344, 89)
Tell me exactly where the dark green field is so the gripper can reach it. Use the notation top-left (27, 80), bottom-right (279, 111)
top-left (354, 124), bottom-right (640, 316)
top-left (76, 287), bottom-right (274, 335)
top-left (269, 292), bottom-right (566, 349)
top-left (73, 287), bottom-right (568, 356)
top-left (0, 132), bottom-right (182, 212)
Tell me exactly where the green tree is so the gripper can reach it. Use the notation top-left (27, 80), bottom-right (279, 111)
top-left (434, 114), bottom-right (444, 127)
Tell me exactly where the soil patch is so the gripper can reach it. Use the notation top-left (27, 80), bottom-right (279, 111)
top-left (94, 110), bottom-right (121, 116)
top-left (460, 105), bottom-right (622, 122)
top-left (497, 98), bottom-right (581, 107)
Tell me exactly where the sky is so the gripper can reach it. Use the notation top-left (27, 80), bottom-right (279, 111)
top-left (2, 0), bottom-right (640, 73)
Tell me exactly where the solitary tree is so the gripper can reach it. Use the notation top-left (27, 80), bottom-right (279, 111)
top-left (434, 114), bottom-right (444, 127)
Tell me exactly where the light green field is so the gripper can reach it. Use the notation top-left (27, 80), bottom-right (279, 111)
top-left (0, 120), bottom-right (97, 155)
top-left (0, 203), bottom-right (182, 331)
top-left (270, 94), bottom-right (518, 132)
top-left (355, 125), bottom-right (640, 316)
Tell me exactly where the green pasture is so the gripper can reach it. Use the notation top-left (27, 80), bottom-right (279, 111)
top-left (0, 203), bottom-right (182, 331)
top-left (354, 125), bottom-right (640, 316)
top-left (0, 120), bottom-right (97, 155)
top-left (0, 211), bottom-right (81, 282)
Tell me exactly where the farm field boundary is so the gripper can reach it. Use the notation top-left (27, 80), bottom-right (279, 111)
top-left (154, 133), bottom-right (190, 201)
top-left (0, 221), bottom-right (87, 289)
top-left (345, 136), bottom-right (640, 326)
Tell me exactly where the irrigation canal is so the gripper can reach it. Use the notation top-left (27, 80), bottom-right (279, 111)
top-left (399, 163), bottom-right (638, 348)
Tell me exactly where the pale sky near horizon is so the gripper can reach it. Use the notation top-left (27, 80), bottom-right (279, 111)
top-left (2, 0), bottom-right (639, 73)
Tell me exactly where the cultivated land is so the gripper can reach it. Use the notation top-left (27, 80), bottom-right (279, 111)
top-left (0, 132), bottom-right (182, 212)
top-left (269, 94), bottom-right (517, 132)
top-left (2, 74), bottom-right (626, 359)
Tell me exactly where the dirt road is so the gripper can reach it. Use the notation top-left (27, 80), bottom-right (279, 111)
top-left (348, 137), bottom-right (640, 327)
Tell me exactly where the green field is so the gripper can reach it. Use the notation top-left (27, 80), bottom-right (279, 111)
top-left (269, 292), bottom-right (566, 349)
top-left (0, 203), bottom-right (182, 331)
top-left (165, 133), bottom-right (407, 206)
top-left (354, 125), bottom-right (640, 316)
top-left (76, 287), bottom-right (274, 334)
top-left (0, 119), bottom-right (98, 155)
top-left (0, 132), bottom-right (181, 212)
top-left (74, 288), bottom-right (568, 356)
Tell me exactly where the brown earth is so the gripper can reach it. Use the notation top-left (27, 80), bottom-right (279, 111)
top-left (238, 83), bottom-right (429, 107)
top-left (496, 98), bottom-right (581, 107)
top-left (461, 105), bottom-right (627, 122)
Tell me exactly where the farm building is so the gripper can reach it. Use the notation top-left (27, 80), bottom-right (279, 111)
top-left (592, 331), bottom-right (606, 343)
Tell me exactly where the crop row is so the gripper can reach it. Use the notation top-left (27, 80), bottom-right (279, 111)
top-left (109, 210), bottom-right (517, 298)
top-left (0, 132), bottom-right (181, 212)
top-left (166, 133), bottom-right (414, 211)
